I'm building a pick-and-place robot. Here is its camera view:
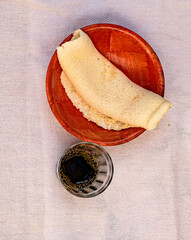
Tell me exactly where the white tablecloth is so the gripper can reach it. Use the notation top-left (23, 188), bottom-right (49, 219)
top-left (1, 0), bottom-right (191, 239)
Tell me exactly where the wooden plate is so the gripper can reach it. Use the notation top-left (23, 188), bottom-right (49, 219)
top-left (46, 24), bottom-right (164, 146)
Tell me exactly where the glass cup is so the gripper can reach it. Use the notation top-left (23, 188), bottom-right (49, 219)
top-left (56, 142), bottom-right (114, 198)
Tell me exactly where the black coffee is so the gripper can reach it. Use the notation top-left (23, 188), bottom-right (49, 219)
top-left (59, 147), bottom-right (98, 189)
top-left (61, 156), bottom-right (94, 185)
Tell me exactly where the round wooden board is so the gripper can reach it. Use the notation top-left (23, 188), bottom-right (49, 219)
top-left (46, 24), bottom-right (164, 146)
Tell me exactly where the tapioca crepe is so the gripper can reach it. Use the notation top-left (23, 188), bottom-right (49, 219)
top-left (57, 29), bottom-right (171, 130)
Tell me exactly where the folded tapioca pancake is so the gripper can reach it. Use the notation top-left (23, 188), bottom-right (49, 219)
top-left (57, 29), bottom-right (171, 130)
top-left (60, 71), bottom-right (132, 130)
